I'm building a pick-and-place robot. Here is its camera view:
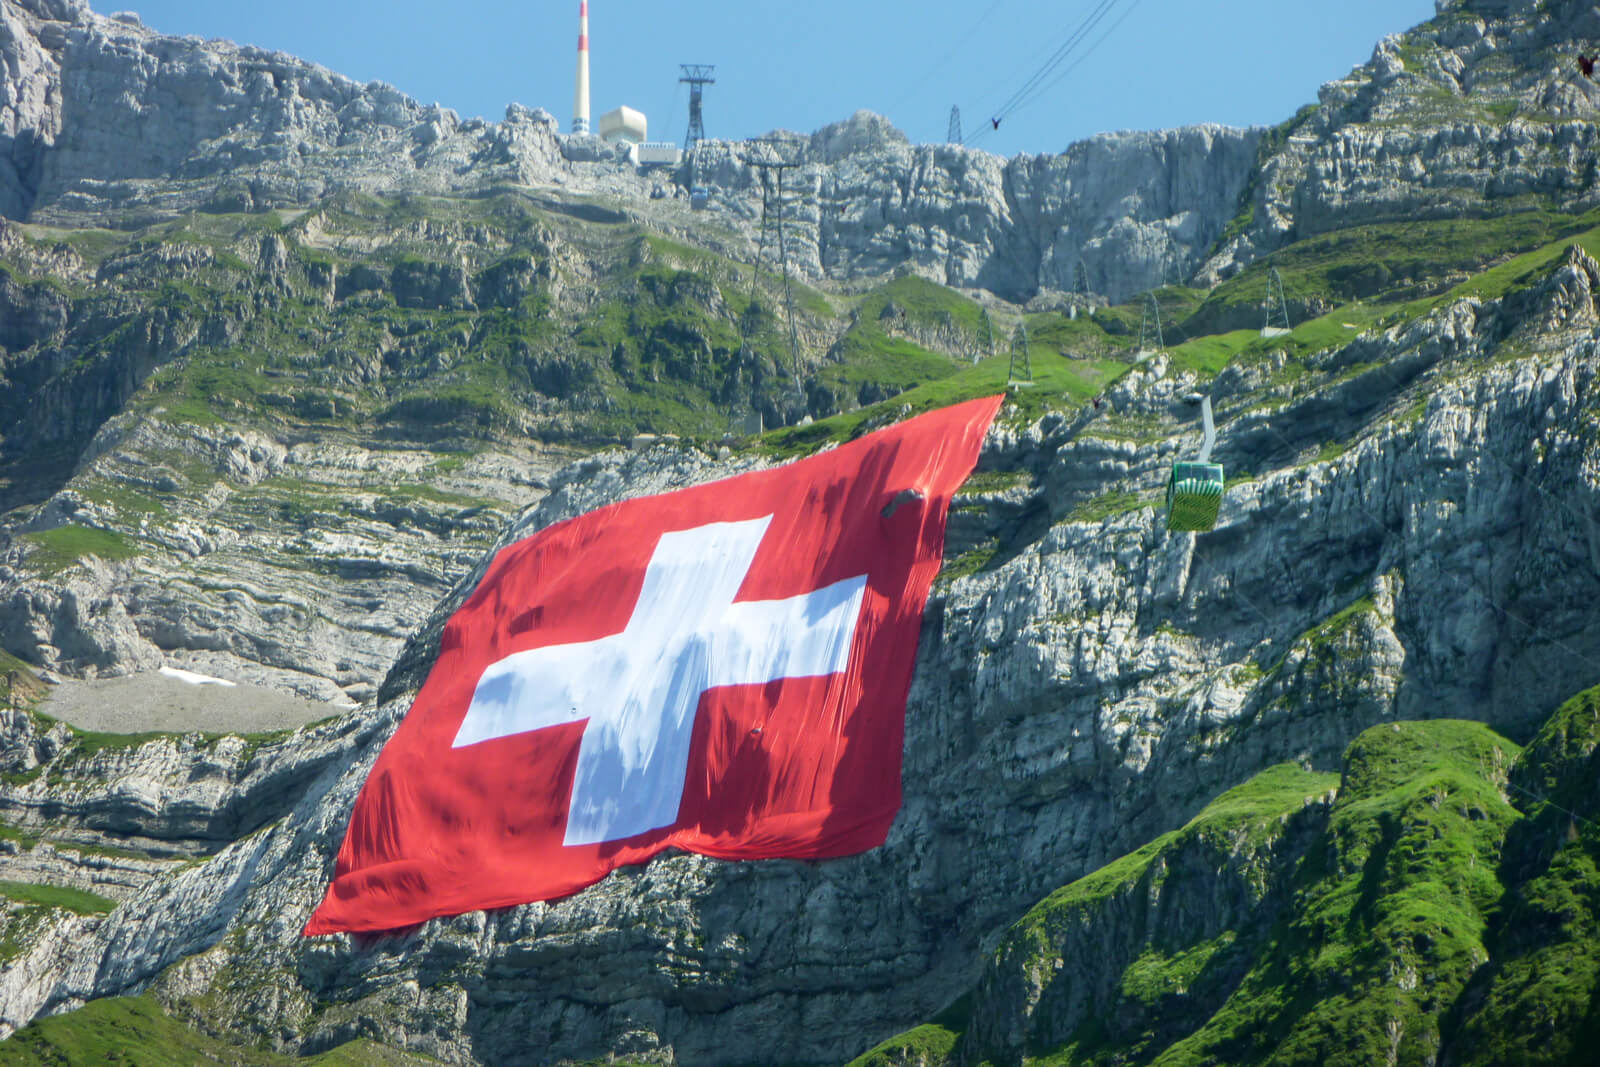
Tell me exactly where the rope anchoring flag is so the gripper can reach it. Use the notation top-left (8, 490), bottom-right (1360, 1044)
top-left (305, 395), bottom-right (1003, 935)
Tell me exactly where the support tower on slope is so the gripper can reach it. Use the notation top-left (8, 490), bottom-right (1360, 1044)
top-left (1008, 322), bottom-right (1033, 385)
top-left (1137, 292), bottom-right (1164, 360)
top-left (681, 64), bottom-right (715, 150)
top-left (572, 0), bottom-right (591, 134)
top-left (1262, 266), bottom-right (1292, 338)
top-left (745, 142), bottom-right (804, 390)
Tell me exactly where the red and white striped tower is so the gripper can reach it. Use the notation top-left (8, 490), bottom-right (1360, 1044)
top-left (572, 0), bottom-right (591, 135)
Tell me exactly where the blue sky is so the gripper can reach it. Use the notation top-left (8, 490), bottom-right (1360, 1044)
top-left (121, 1), bottom-right (1437, 157)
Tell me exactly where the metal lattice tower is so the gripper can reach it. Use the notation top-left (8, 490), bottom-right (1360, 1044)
top-left (1262, 266), bottom-right (1292, 337)
top-left (680, 64), bottom-right (715, 151)
top-left (746, 145), bottom-right (804, 384)
top-left (976, 307), bottom-right (995, 365)
top-left (948, 106), bottom-right (963, 144)
top-left (1138, 292), bottom-right (1165, 356)
top-left (1074, 260), bottom-right (1089, 295)
top-left (749, 169), bottom-right (773, 307)
top-left (1008, 322), bottom-right (1033, 384)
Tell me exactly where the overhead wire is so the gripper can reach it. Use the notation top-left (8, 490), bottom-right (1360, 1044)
top-left (969, 0), bottom-right (1123, 135)
top-left (962, 0), bottom-right (1136, 149)
top-left (1011, 264), bottom-right (1600, 827)
top-left (1121, 403), bottom-right (1599, 832)
top-left (1013, 0), bottom-right (1144, 117)
top-left (1155, 296), bottom-right (1600, 822)
top-left (881, 0), bottom-right (1012, 130)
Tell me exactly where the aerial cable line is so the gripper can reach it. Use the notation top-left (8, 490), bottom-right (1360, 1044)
top-left (1176, 338), bottom-right (1600, 708)
top-left (965, 0), bottom-right (1113, 135)
top-left (961, 0), bottom-right (1133, 148)
top-left (987, 0), bottom-right (1121, 121)
top-left (1076, 300), bottom-right (1600, 834)
top-left (1002, 0), bottom-right (1144, 121)
top-left (1143, 391), bottom-right (1600, 829)
top-left (978, 0), bottom-right (1127, 140)
top-left (882, 0), bottom-right (1011, 124)
top-left (963, 0), bottom-right (1133, 147)
top-left (1123, 294), bottom-right (1600, 706)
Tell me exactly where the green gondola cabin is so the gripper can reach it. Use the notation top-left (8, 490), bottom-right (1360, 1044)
top-left (1166, 395), bottom-right (1224, 532)
top-left (1166, 461), bottom-right (1225, 532)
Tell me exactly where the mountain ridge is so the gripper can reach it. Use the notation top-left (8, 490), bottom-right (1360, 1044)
top-left (5, 0), bottom-right (1600, 1062)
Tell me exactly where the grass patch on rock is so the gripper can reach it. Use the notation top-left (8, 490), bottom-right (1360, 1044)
top-left (760, 350), bottom-right (1125, 461)
top-left (0, 880), bottom-right (117, 915)
top-left (19, 525), bottom-right (141, 574)
top-left (0, 995), bottom-right (441, 1065)
top-left (888, 721), bottom-right (1536, 1066)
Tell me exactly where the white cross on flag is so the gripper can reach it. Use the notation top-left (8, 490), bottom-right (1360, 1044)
top-left (305, 395), bottom-right (1001, 935)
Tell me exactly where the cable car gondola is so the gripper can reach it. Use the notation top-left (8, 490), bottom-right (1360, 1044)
top-left (1166, 395), bottom-right (1224, 532)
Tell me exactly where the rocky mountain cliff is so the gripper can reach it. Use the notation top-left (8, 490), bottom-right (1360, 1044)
top-left (5, 0), bottom-right (1600, 1063)
top-left (0, 0), bottom-right (1259, 304)
top-left (1203, 0), bottom-right (1600, 282)
top-left (5, 231), bottom-right (1600, 1061)
top-left (10, 0), bottom-right (1600, 308)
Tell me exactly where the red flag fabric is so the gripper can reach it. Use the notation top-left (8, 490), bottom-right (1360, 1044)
top-left (304, 395), bottom-right (1002, 935)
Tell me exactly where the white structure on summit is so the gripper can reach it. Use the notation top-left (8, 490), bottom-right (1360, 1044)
top-left (572, 0), bottom-right (591, 134)
top-left (599, 105), bottom-right (647, 146)
top-left (572, 5), bottom-right (660, 162)
top-left (637, 142), bottom-right (683, 166)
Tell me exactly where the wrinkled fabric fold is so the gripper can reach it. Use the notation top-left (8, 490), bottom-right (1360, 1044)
top-left (306, 395), bottom-right (1002, 935)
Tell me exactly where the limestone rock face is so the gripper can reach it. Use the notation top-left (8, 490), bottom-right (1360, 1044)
top-left (0, 0), bottom-right (1261, 303)
top-left (4, 247), bottom-right (1598, 1062)
top-left (0, 0), bottom-right (67, 218)
top-left (684, 124), bottom-right (1261, 303)
top-left (0, 195), bottom-right (596, 706)
top-left (0, 410), bottom-right (572, 702)
top-left (0, 0), bottom-right (578, 219)
top-left (808, 109), bottom-right (911, 163)
top-left (1198, 0), bottom-right (1600, 282)
top-left (7, 1), bottom-right (1600, 1061)
top-left (13, 0), bottom-right (1599, 304)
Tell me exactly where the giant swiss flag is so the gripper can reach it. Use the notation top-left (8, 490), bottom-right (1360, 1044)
top-left (305, 395), bottom-right (1002, 935)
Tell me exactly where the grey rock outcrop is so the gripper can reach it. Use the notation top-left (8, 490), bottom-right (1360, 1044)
top-left (0, 195), bottom-right (600, 703)
top-left (681, 124), bottom-right (1261, 302)
top-left (0, 411), bottom-right (572, 702)
top-left (8, 0), bottom-right (1600, 1061)
top-left (1200, 0), bottom-right (1600, 282)
top-left (809, 109), bottom-right (911, 163)
top-left (20, 0), bottom-right (1590, 304)
top-left (0, 0), bottom-right (583, 218)
top-left (0, 0), bottom-right (1265, 302)
top-left (3, 246), bottom-right (1598, 1062)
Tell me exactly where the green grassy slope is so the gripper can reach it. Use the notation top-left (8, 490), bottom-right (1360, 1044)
top-left (0, 197), bottom-right (981, 461)
top-left (1443, 687), bottom-right (1600, 1066)
top-left (758, 206), bottom-right (1600, 471)
top-left (0, 995), bottom-right (439, 1065)
top-left (9, 186), bottom-right (1599, 533)
top-left (851, 686), bottom-right (1600, 1067)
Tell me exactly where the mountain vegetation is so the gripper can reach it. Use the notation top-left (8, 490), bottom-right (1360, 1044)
top-left (4, 0), bottom-right (1600, 1062)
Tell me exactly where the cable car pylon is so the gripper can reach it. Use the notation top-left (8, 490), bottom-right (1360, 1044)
top-left (743, 141), bottom-right (805, 418)
top-left (975, 307), bottom-right (995, 365)
top-left (1262, 266), bottom-right (1292, 338)
top-left (1008, 321), bottom-right (1033, 385)
top-left (1136, 292), bottom-right (1164, 361)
